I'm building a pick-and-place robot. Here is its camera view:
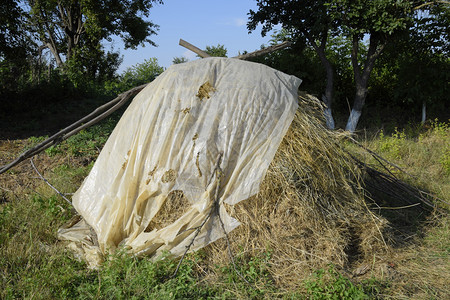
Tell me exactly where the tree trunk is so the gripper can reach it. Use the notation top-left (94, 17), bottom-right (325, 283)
top-left (307, 30), bottom-right (335, 129)
top-left (320, 55), bottom-right (335, 130)
top-left (46, 42), bottom-right (64, 68)
top-left (345, 77), bottom-right (367, 132)
top-left (421, 101), bottom-right (427, 124)
top-left (345, 34), bottom-right (385, 133)
top-left (58, 2), bottom-right (83, 60)
top-left (60, 2), bottom-right (73, 59)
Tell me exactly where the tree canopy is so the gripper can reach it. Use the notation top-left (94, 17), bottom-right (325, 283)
top-left (248, 0), bottom-right (449, 131)
top-left (204, 44), bottom-right (228, 57)
top-left (26, 0), bottom-right (163, 69)
top-left (248, 0), bottom-right (339, 128)
top-left (0, 0), bottom-right (163, 100)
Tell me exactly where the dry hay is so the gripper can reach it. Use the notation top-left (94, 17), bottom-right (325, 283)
top-left (150, 93), bottom-right (391, 288)
top-left (199, 94), bottom-right (390, 289)
top-left (146, 190), bottom-right (190, 231)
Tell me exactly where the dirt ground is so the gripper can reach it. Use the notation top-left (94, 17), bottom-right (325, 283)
top-left (0, 139), bottom-right (85, 205)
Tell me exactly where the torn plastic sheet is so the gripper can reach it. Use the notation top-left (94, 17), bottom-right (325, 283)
top-left (58, 57), bottom-right (301, 265)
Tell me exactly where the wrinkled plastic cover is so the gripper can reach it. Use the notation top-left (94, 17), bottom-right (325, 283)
top-left (59, 57), bottom-right (301, 261)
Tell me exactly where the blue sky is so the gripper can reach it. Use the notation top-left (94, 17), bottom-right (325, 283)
top-left (109, 0), bottom-right (279, 72)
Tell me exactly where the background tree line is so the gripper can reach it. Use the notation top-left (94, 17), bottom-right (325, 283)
top-left (248, 0), bottom-right (449, 131)
top-left (0, 0), bottom-right (163, 101)
top-left (0, 0), bottom-right (448, 132)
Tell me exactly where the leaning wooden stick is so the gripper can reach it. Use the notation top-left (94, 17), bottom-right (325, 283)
top-left (233, 41), bottom-right (292, 60)
top-left (179, 39), bottom-right (211, 58)
top-left (179, 38), bottom-right (292, 60)
top-left (0, 84), bottom-right (147, 175)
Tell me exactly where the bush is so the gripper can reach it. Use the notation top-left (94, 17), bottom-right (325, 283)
top-left (107, 58), bottom-right (165, 95)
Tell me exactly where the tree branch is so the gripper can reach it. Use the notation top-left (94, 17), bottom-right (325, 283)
top-left (351, 35), bottom-right (361, 81)
top-left (57, 2), bottom-right (68, 27)
top-left (40, 7), bottom-right (63, 67)
top-left (30, 158), bottom-right (72, 206)
top-left (172, 153), bottom-right (224, 277)
top-left (302, 29), bottom-right (319, 52)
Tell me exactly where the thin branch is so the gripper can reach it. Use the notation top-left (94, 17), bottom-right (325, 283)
top-left (172, 153), bottom-right (223, 277)
top-left (57, 2), bottom-right (68, 26)
top-left (172, 153), bottom-right (249, 282)
top-left (216, 197), bottom-right (249, 284)
top-left (213, 154), bottom-right (249, 284)
top-left (347, 141), bottom-right (447, 210)
top-left (348, 137), bottom-right (415, 178)
top-left (371, 203), bottom-right (422, 210)
top-left (30, 158), bottom-right (72, 206)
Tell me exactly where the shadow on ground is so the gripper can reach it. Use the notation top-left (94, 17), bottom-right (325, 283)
top-left (363, 172), bottom-right (439, 248)
top-left (0, 95), bottom-right (121, 139)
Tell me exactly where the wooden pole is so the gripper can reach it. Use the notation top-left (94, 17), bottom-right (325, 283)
top-left (179, 39), bottom-right (292, 61)
top-left (179, 39), bottom-right (211, 58)
top-left (233, 41), bottom-right (292, 60)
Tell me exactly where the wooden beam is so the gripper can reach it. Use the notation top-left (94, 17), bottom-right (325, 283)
top-left (179, 38), bottom-right (292, 60)
top-left (179, 39), bottom-right (211, 58)
top-left (233, 41), bottom-right (292, 60)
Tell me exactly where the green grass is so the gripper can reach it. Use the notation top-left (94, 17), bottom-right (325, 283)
top-left (303, 266), bottom-right (369, 300)
top-left (1, 117), bottom-right (449, 299)
top-left (358, 119), bottom-right (450, 202)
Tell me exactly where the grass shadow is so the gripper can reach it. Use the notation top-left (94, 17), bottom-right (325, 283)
top-left (362, 169), bottom-right (438, 247)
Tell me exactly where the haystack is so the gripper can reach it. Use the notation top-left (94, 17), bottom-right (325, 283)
top-left (57, 57), bottom-right (388, 285)
top-left (204, 95), bottom-right (388, 288)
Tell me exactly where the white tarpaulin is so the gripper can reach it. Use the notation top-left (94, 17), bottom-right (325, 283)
top-left (58, 57), bottom-right (301, 263)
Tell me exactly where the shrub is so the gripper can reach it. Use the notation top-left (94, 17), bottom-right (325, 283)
top-left (115, 58), bottom-right (165, 93)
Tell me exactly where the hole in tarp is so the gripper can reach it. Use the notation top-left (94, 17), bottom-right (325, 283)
top-left (145, 190), bottom-right (190, 231)
top-left (196, 81), bottom-right (216, 101)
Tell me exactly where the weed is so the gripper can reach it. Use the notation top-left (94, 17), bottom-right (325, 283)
top-left (0, 204), bottom-right (12, 243)
top-left (430, 118), bottom-right (449, 138)
top-left (26, 115), bottom-right (118, 161)
top-left (440, 146), bottom-right (450, 175)
top-left (45, 145), bottom-right (63, 156)
top-left (27, 135), bottom-right (48, 148)
top-left (218, 250), bottom-right (276, 298)
top-left (31, 194), bottom-right (69, 219)
top-left (360, 277), bottom-right (390, 298)
top-left (75, 251), bottom-right (219, 299)
top-left (377, 128), bottom-right (407, 159)
top-left (304, 266), bottom-right (368, 299)
top-left (0, 204), bottom-right (11, 227)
